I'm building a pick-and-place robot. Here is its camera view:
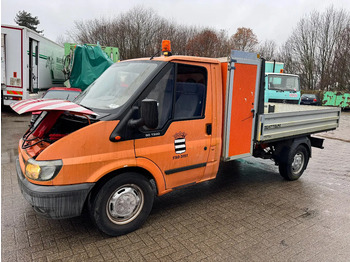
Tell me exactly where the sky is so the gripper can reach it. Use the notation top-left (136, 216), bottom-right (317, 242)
top-left (1, 0), bottom-right (350, 47)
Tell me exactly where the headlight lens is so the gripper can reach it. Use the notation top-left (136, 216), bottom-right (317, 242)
top-left (25, 158), bottom-right (63, 181)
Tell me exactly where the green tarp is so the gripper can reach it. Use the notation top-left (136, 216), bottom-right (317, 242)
top-left (69, 44), bottom-right (114, 90)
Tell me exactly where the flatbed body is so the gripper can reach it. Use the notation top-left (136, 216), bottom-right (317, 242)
top-left (257, 103), bottom-right (340, 142)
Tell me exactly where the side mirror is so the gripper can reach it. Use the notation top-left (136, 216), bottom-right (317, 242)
top-left (128, 99), bottom-right (158, 129)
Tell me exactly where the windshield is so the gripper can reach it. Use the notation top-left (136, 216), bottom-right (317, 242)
top-left (268, 74), bottom-right (300, 91)
top-left (301, 94), bottom-right (316, 99)
top-left (75, 61), bottom-right (160, 110)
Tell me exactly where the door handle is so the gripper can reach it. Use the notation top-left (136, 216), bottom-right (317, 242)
top-left (206, 123), bottom-right (212, 135)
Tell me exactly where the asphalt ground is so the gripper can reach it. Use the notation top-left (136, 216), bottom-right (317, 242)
top-left (1, 109), bottom-right (350, 262)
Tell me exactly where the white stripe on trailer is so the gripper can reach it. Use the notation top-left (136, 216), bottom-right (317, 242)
top-left (11, 99), bottom-right (98, 115)
top-left (42, 101), bottom-right (76, 110)
top-left (11, 99), bottom-right (37, 110)
top-left (17, 100), bottom-right (62, 114)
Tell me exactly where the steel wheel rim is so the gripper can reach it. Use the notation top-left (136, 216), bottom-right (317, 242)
top-left (106, 184), bottom-right (144, 225)
top-left (292, 152), bottom-right (304, 175)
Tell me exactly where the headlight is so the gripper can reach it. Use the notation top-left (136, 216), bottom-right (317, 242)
top-left (25, 158), bottom-right (63, 181)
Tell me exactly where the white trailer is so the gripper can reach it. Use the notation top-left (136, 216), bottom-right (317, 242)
top-left (1, 24), bottom-right (65, 106)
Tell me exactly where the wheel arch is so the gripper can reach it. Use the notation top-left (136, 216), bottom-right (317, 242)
top-left (88, 166), bottom-right (156, 202)
top-left (274, 136), bottom-right (312, 164)
top-left (290, 136), bottom-right (312, 159)
top-left (275, 136), bottom-right (312, 181)
top-left (86, 157), bottom-right (169, 208)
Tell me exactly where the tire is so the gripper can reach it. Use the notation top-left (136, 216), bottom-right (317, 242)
top-left (278, 145), bottom-right (309, 181)
top-left (89, 173), bottom-right (154, 236)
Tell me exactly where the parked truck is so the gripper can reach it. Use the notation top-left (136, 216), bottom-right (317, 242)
top-left (1, 24), bottom-right (65, 106)
top-left (1, 25), bottom-right (119, 106)
top-left (12, 41), bottom-right (340, 236)
top-left (264, 61), bottom-right (301, 104)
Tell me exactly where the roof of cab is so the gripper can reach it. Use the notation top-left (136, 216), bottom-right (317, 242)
top-left (125, 55), bottom-right (221, 65)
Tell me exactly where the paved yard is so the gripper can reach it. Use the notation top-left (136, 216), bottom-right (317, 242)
top-left (2, 110), bottom-right (350, 261)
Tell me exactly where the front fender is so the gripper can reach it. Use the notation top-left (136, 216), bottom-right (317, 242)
top-left (136, 157), bottom-right (170, 196)
top-left (85, 156), bottom-right (169, 196)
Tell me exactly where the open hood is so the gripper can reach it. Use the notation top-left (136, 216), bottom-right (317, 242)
top-left (11, 99), bottom-right (98, 115)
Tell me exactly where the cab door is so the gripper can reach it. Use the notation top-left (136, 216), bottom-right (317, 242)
top-left (134, 62), bottom-right (212, 190)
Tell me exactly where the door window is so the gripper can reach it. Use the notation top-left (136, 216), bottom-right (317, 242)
top-left (143, 62), bottom-right (207, 131)
top-left (174, 63), bottom-right (207, 120)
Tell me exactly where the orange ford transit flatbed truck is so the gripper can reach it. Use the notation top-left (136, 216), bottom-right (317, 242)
top-left (13, 45), bottom-right (340, 236)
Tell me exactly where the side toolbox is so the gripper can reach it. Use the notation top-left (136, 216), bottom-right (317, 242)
top-left (222, 50), bottom-right (262, 161)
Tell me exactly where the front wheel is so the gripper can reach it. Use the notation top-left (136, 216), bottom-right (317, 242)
top-left (89, 173), bottom-right (154, 236)
top-left (279, 145), bottom-right (309, 181)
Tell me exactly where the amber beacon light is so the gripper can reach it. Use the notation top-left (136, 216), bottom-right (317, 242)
top-left (162, 40), bottom-right (172, 56)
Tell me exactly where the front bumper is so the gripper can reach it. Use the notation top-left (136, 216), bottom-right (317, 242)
top-left (16, 157), bottom-right (95, 219)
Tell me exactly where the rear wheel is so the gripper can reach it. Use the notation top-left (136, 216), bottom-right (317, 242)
top-left (90, 173), bottom-right (154, 236)
top-left (279, 145), bottom-right (309, 181)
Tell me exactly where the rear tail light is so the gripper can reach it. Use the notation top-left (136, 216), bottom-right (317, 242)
top-left (313, 99), bottom-right (317, 102)
top-left (4, 96), bottom-right (22, 101)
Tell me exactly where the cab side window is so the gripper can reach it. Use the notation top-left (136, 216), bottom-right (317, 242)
top-left (144, 63), bottom-right (207, 130)
top-left (174, 64), bottom-right (207, 120)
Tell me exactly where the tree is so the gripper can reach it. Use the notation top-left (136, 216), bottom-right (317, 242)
top-left (69, 7), bottom-right (169, 59)
top-left (279, 7), bottom-right (350, 91)
top-left (185, 28), bottom-right (229, 57)
top-left (14, 10), bottom-right (43, 33)
top-left (230, 27), bottom-right (258, 52)
top-left (56, 34), bottom-right (72, 46)
top-left (258, 40), bottom-right (277, 60)
top-left (331, 25), bottom-right (350, 91)
top-left (67, 7), bottom-right (262, 60)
